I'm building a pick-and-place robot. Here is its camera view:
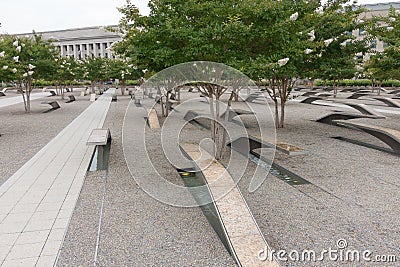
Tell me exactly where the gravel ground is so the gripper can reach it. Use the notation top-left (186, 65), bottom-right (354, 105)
top-left (0, 90), bottom-right (92, 185)
top-left (10, 87), bottom-right (398, 266)
top-left (235, 96), bottom-right (400, 266)
top-left (151, 90), bottom-right (400, 267)
top-left (56, 171), bottom-right (106, 266)
top-left (57, 96), bottom-right (235, 266)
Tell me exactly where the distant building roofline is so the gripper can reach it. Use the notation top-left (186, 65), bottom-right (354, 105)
top-left (14, 25), bottom-right (118, 36)
top-left (363, 1), bottom-right (400, 11)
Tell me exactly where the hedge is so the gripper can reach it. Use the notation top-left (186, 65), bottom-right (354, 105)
top-left (314, 79), bottom-right (400, 87)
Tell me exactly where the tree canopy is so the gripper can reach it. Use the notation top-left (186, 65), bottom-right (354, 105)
top-left (116, 0), bottom-right (369, 127)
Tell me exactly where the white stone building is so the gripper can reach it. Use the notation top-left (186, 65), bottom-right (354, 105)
top-left (19, 26), bottom-right (121, 59)
top-left (356, 2), bottom-right (400, 53)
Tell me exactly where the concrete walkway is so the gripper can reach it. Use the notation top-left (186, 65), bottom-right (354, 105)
top-left (0, 89), bottom-right (114, 266)
top-left (0, 92), bottom-right (52, 109)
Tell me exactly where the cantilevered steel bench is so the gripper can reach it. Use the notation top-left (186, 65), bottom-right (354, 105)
top-left (300, 96), bottom-right (325, 104)
top-left (372, 97), bottom-right (400, 108)
top-left (244, 93), bottom-right (265, 103)
top-left (333, 101), bottom-right (386, 118)
top-left (41, 101), bottom-right (60, 113)
top-left (335, 121), bottom-right (400, 155)
top-left (301, 91), bottom-right (319, 97)
top-left (347, 93), bottom-right (371, 99)
top-left (316, 112), bottom-right (383, 125)
top-left (87, 128), bottom-right (111, 146)
top-left (66, 95), bottom-right (76, 103)
top-left (220, 108), bottom-right (255, 122)
top-left (87, 128), bottom-right (112, 170)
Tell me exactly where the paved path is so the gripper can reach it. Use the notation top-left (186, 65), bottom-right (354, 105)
top-left (0, 90), bottom-right (113, 266)
top-left (0, 92), bottom-right (52, 109)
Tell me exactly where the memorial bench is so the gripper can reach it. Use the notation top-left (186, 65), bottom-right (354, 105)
top-left (244, 93), bottom-right (265, 103)
top-left (388, 89), bottom-right (400, 95)
top-left (301, 91), bottom-right (319, 97)
top-left (300, 96), bottom-right (325, 104)
top-left (87, 128), bottom-right (112, 170)
top-left (347, 93), bottom-right (371, 99)
top-left (316, 93), bottom-right (333, 97)
top-left (341, 88), bottom-right (354, 93)
top-left (87, 128), bottom-right (111, 146)
top-left (66, 95), bottom-right (76, 103)
top-left (41, 101), bottom-right (60, 113)
top-left (334, 121), bottom-right (400, 154)
top-left (316, 112), bottom-right (383, 125)
top-left (333, 101), bottom-right (386, 118)
top-left (220, 108), bottom-right (255, 122)
top-left (166, 99), bottom-right (179, 111)
top-left (372, 97), bottom-right (400, 108)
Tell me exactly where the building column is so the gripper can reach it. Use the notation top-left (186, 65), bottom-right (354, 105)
top-left (66, 45), bottom-right (71, 57)
top-left (86, 43), bottom-right (91, 58)
top-left (78, 44), bottom-right (83, 59)
top-left (108, 42), bottom-right (113, 58)
top-left (93, 43), bottom-right (98, 58)
top-left (74, 44), bottom-right (79, 59)
top-left (100, 43), bottom-right (105, 58)
top-left (60, 45), bottom-right (65, 57)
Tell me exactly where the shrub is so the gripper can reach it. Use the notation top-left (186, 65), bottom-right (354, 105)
top-left (314, 79), bottom-right (400, 87)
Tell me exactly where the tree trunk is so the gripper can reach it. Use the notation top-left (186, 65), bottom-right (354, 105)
top-left (61, 84), bottom-right (65, 100)
top-left (333, 80), bottom-right (338, 98)
top-left (279, 99), bottom-right (285, 128)
top-left (208, 94), bottom-right (216, 157)
top-left (21, 85), bottom-right (27, 112)
top-left (378, 82), bottom-right (382, 96)
top-left (25, 79), bottom-right (32, 113)
top-left (121, 80), bottom-right (126, 95)
top-left (160, 96), bottom-right (165, 117)
top-left (219, 92), bottom-right (235, 160)
top-left (274, 100), bottom-right (279, 128)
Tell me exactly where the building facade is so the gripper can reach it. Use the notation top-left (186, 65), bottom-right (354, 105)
top-left (19, 26), bottom-right (121, 59)
top-left (356, 2), bottom-right (400, 53)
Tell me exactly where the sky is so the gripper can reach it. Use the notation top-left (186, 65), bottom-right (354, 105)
top-left (0, 0), bottom-right (398, 34)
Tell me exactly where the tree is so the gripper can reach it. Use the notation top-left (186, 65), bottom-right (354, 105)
top-left (104, 58), bottom-right (141, 95)
top-left (116, 0), bottom-right (369, 129)
top-left (82, 57), bottom-right (108, 93)
top-left (0, 34), bottom-right (57, 112)
top-left (365, 6), bottom-right (400, 93)
top-left (242, 0), bottom-right (369, 126)
top-left (50, 57), bottom-right (81, 98)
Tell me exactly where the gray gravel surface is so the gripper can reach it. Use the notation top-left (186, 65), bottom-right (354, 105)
top-left (57, 96), bottom-right (236, 266)
top-left (236, 97), bottom-right (400, 266)
top-left (152, 90), bottom-right (400, 267)
top-left (56, 171), bottom-right (106, 266)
